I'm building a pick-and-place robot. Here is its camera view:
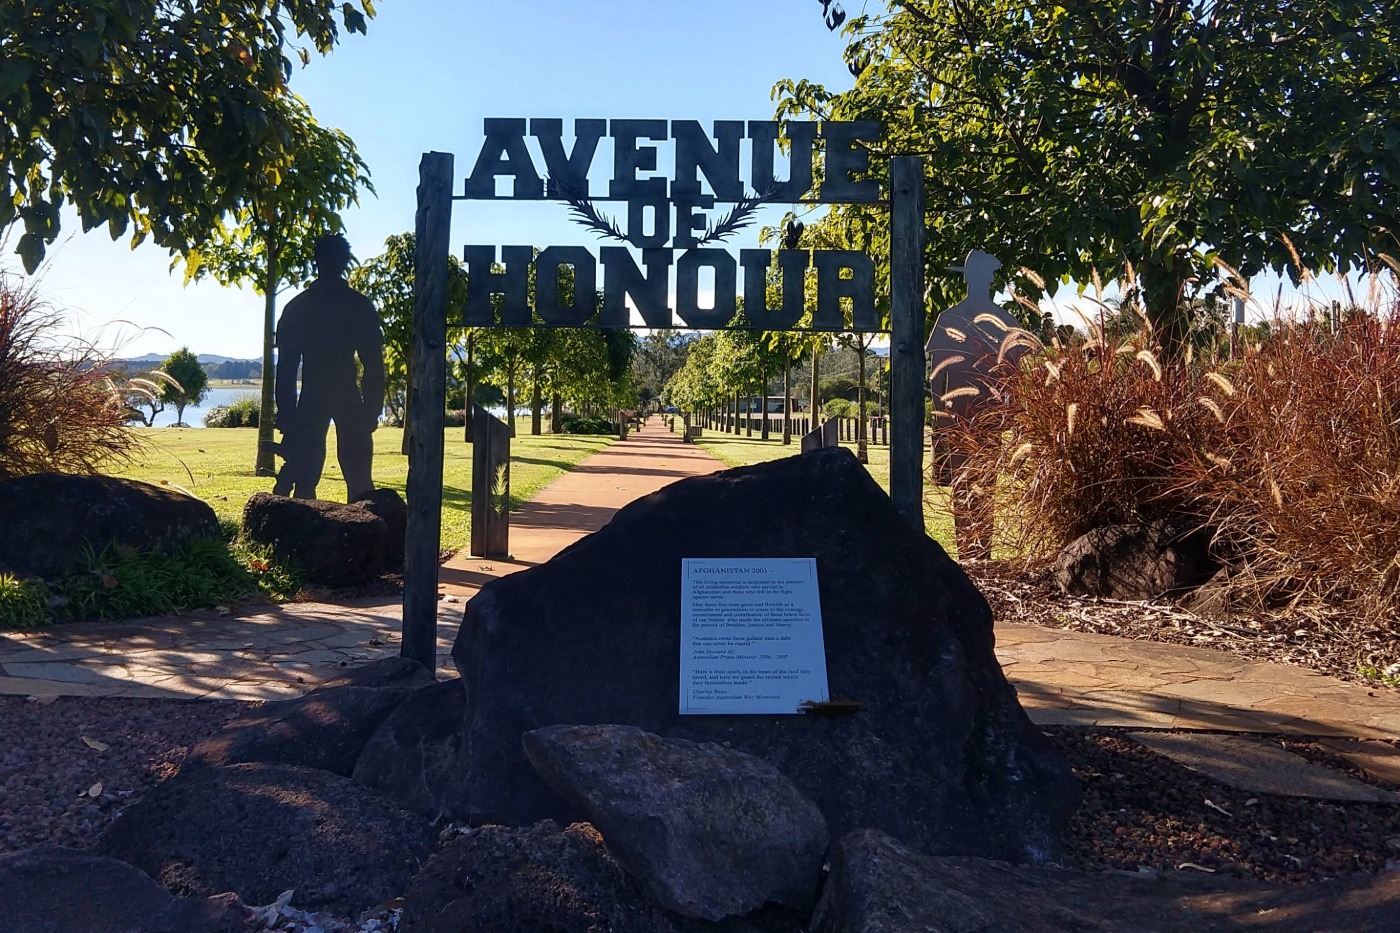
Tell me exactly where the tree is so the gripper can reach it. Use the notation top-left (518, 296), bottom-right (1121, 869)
top-left (187, 93), bottom-right (372, 473)
top-left (0, 0), bottom-right (376, 273)
top-left (159, 347), bottom-right (209, 426)
top-left (629, 330), bottom-right (693, 404)
top-left (776, 0), bottom-right (1400, 356)
top-left (348, 232), bottom-right (468, 449)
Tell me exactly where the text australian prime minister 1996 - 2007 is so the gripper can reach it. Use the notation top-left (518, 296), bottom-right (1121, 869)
top-left (457, 118), bottom-right (886, 333)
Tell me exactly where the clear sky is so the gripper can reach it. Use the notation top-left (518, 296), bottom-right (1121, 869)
top-left (15, 1), bottom-right (865, 359)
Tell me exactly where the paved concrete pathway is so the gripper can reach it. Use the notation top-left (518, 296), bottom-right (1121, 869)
top-left (2, 420), bottom-right (1398, 790)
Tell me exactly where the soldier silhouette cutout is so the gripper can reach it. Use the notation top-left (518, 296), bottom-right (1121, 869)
top-left (272, 234), bottom-right (385, 501)
top-left (925, 250), bottom-right (1025, 560)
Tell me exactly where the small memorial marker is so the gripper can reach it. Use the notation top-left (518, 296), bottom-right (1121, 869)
top-left (679, 558), bottom-right (829, 715)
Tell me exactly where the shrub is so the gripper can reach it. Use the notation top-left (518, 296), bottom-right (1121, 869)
top-left (1171, 310), bottom-right (1400, 620)
top-left (0, 536), bottom-right (302, 627)
top-left (558, 412), bottom-right (615, 434)
top-left (203, 394), bottom-right (260, 428)
top-left (954, 292), bottom-right (1400, 623)
top-left (823, 398), bottom-right (857, 420)
top-left (0, 276), bottom-right (139, 478)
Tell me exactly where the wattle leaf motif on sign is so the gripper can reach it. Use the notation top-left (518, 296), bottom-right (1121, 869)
top-left (550, 180), bottom-right (777, 248)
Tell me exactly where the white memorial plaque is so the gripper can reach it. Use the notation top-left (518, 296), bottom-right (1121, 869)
top-left (679, 558), bottom-right (829, 715)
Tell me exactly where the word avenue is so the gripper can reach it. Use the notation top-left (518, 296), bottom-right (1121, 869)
top-left (460, 118), bottom-right (884, 333)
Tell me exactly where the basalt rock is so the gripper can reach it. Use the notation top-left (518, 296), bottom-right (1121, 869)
top-left (240, 492), bottom-right (390, 587)
top-left (1052, 520), bottom-right (1215, 600)
top-left (0, 847), bottom-right (253, 933)
top-left (451, 447), bottom-right (1079, 864)
top-left (812, 828), bottom-right (1400, 933)
top-left (524, 724), bottom-right (828, 920)
top-left (185, 657), bottom-right (435, 776)
top-left (96, 762), bottom-right (436, 917)
top-left (0, 474), bottom-right (221, 581)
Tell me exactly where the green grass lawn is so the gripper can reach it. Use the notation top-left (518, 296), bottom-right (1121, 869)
top-left (683, 424), bottom-right (960, 556)
top-left (111, 427), bottom-right (614, 552)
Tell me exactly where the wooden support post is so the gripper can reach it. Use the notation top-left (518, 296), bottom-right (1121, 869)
top-left (403, 151), bottom-right (453, 674)
top-left (889, 155), bottom-right (927, 533)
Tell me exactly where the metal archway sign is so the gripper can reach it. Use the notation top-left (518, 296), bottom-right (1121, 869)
top-left (402, 119), bottom-right (926, 671)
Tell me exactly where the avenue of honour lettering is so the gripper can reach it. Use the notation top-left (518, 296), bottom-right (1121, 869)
top-left (460, 119), bottom-right (883, 333)
top-left (679, 558), bottom-right (830, 716)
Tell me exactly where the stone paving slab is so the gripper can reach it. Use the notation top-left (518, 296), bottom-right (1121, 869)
top-left (996, 622), bottom-right (1400, 740)
top-left (1317, 739), bottom-right (1400, 787)
top-left (1128, 732), bottom-right (1400, 803)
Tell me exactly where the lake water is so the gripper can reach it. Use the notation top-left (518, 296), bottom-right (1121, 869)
top-left (147, 385), bottom-right (260, 428)
top-left (145, 386), bottom-right (528, 429)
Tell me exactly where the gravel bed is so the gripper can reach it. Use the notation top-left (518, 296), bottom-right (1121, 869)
top-left (1048, 727), bottom-right (1400, 882)
top-left (3, 695), bottom-right (1399, 890)
top-left (0, 695), bottom-right (249, 853)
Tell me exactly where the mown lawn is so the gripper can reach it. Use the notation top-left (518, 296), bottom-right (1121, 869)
top-left (682, 424), bottom-right (961, 556)
top-left (110, 427), bottom-right (614, 552)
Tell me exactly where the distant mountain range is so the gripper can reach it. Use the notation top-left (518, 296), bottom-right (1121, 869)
top-left (117, 353), bottom-right (256, 365)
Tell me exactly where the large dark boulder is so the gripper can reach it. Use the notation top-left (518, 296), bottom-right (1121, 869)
top-left (353, 488), bottom-right (408, 571)
top-left (185, 658), bottom-right (436, 775)
top-left (0, 474), bottom-right (221, 581)
top-left (96, 762), bottom-right (436, 917)
top-left (1052, 520), bottom-right (1214, 600)
top-left (451, 447), bottom-right (1079, 864)
top-left (812, 829), bottom-right (1400, 933)
top-left (354, 678), bottom-right (469, 818)
top-left (1, 847), bottom-right (253, 933)
top-left (524, 724), bottom-right (827, 921)
top-left (240, 492), bottom-right (390, 586)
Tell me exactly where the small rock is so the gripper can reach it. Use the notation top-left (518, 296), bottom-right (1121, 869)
top-left (524, 723), bottom-right (827, 920)
top-left (1, 846), bottom-right (252, 933)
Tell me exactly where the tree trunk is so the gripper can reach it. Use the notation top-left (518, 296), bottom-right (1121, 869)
top-left (733, 390), bottom-right (742, 435)
top-left (463, 332), bottom-right (474, 444)
top-left (1139, 260), bottom-right (1190, 360)
top-left (530, 362), bottom-right (543, 435)
top-left (809, 344), bottom-right (820, 428)
top-left (401, 365), bottom-right (413, 455)
top-left (255, 243), bottom-right (279, 476)
top-left (856, 343), bottom-right (868, 464)
top-left (782, 356), bottom-right (792, 445)
top-left (507, 364), bottom-right (517, 438)
top-left (551, 390), bottom-right (562, 434)
top-left (759, 366), bottom-right (770, 440)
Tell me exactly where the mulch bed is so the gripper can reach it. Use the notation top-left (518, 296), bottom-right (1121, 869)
top-left (965, 561), bottom-right (1400, 691)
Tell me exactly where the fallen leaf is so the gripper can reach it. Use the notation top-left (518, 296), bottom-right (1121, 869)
top-left (81, 736), bottom-right (109, 752)
top-left (1203, 798), bottom-right (1232, 817)
top-left (87, 782), bottom-right (103, 797)
top-left (1245, 798), bottom-right (1260, 807)
top-left (1176, 862), bottom-right (1216, 873)
top-left (214, 605), bottom-right (231, 615)
top-left (28, 695), bottom-right (59, 705)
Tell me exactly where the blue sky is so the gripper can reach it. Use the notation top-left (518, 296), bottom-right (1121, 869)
top-left (18, 1), bottom-right (864, 359)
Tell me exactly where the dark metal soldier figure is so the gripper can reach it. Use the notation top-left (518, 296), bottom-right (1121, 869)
top-left (272, 234), bottom-right (385, 501)
top-left (925, 250), bottom-right (1024, 561)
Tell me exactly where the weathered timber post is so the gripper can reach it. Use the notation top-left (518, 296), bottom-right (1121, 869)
top-left (889, 155), bottom-right (927, 533)
top-left (403, 151), bottom-right (453, 673)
